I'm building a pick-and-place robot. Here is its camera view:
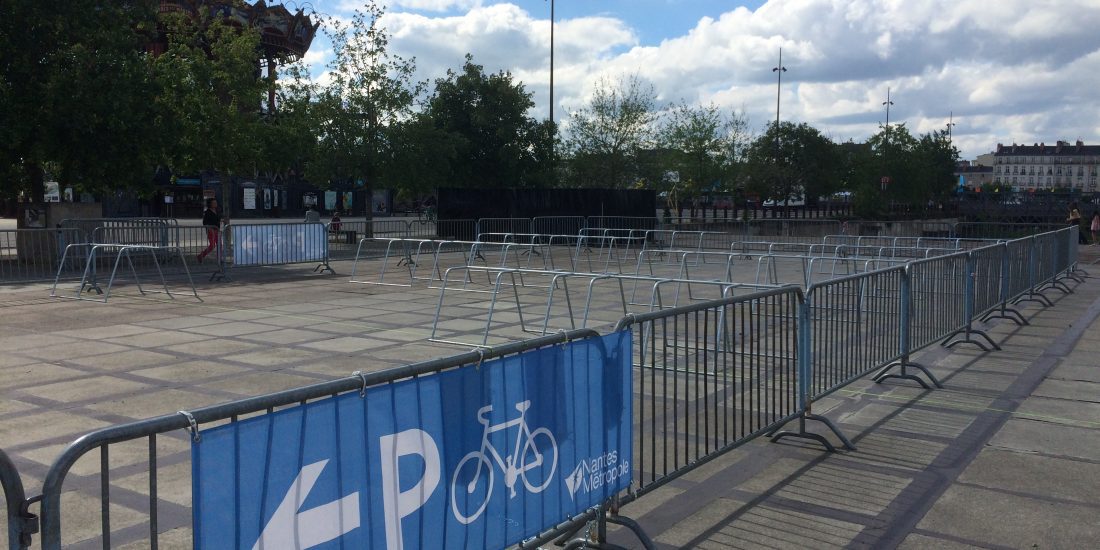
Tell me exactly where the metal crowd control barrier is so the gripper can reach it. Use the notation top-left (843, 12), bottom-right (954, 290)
top-left (613, 287), bottom-right (807, 497)
top-left (49, 244), bottom-right (201, 303)
top-left (2, 449), bottom-right (34, 550)
top-left (475, 217), bottom-right (532, 236)
top-left (31, 329), bottom-right (656, 550)
top-left (532, 216), bottom-right (585, 236)
top-left (429, 264), bottom-right (783, 347)
top-left (228, 222), bottom-right (334, 274)
top-left (0, 228), bottom-right (86, 283)
top-left (58, 218), bottom-right (179, 248)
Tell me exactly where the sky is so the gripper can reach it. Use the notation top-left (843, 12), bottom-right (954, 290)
top-left (298, 0), bottom-right (1100, 160)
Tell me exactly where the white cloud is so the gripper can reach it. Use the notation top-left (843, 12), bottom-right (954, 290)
top-left (300, 0), bottom-right (1100, 159)
top-left (389, 0), bottom-right (483, 11)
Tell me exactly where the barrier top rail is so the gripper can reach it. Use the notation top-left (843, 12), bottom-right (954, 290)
top-left (614, 284), bottom-right (803, 330)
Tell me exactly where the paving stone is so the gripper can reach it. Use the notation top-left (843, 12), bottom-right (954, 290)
top-left (220, 347), bottom-right (319, 367)
top-left (916, 485), bottom-right (1100, 548)
top-left (1032, 377), bottom-right (1100, 404)
top-left (988, 418), bottom-right (1100, 461)
top-left (129, 361), bottom-right (250, 384)
top-left (85, 389), bottom-right (225, 419)
top-left (17, 341), bottom-right (134, 362)
top-left (672, 502), bottom-right (863, 549)
top-left (19, 376), bottom-right (151, 405)
top-left (161, 339), bottom-right (262, 357)
top-left (0, 410), bottom-right (111, 447)
top-left (102, 330), bottom-right (211, 348)
top-left (67, 350), bottom-right (178, 371)
top-left (959, 448), bottom-right (1100, 505)
top-left (2, 362), bottom-right (89, 388)
top-left (58, 490), bottom-right (148, 547)
top-left (182, 321), bottom-right (274, 337)
top-left (299, 336), bottom-right (394, 353)
top-left (897, 533), bottom-right (986, 549)
top-left (1050, 363), bottom-right (1100, 383)
top-left (196, 371), bottom-right (319, 396)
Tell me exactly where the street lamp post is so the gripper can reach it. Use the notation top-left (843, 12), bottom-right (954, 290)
top-left (548, 0), bottom-right (555, 124)
top-left (881, 87), bottom-right (894, 191)
top-left (772, 49), bottom-right (787, 217)
top-left (772, 48), bottom-right (787, 158)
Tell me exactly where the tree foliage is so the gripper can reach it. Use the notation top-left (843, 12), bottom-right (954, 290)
top-left (307, 3), bottom-right (421, 196)
top-left (656, 101), bottom-right (750, 206)
top-left (423, 55), bottom-right (553, 188)
top-left (564, 74), bottom-right (657, 188)
top-left (743, 121), bottom-right (838, 207)
top-left (0, 0), bottom-right (161, 199)
top-left (152, 13), bottom-right (267, 181)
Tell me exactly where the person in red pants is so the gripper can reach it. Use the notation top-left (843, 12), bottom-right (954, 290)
top-left (197, 198), bottom-right (222, 263)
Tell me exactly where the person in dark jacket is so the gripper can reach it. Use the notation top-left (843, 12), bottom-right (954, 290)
top-left (197, 198), bottom-right (222, 263)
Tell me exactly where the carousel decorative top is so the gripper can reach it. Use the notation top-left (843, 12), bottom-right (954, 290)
top-left (156, 0), bottom-right (319, 60)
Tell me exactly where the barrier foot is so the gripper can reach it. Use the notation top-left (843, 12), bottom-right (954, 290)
top-left (982, 306), bottom-right (1028, 326)
top-left (604, 514), bottom-right (657, 550)
top-left (770, 414), bottom-right (855, 452)
top-left (1013, 292), bottom-right (1054, 307)
top-left (1038, 280), bottom-right (1073, 294)
top-left (313, 262), bottom-right (336, 275)
top-left (943, 328), bottom-right (1000, 351)
top-left (873, 361), bottom-right (943, 389)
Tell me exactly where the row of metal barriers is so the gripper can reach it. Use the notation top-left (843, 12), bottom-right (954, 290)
top-left (0, 216), bottom-right (1066, 283)
top-left (0, 226), bottom-right (1081, 549)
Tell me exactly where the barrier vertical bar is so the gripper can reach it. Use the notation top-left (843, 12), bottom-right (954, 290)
top-left (2, 449), bottom-right (34, 550)
top-left (941, 251), bottom-right (1000, 351)
top-left (871, 266), bottom-right (944, 388)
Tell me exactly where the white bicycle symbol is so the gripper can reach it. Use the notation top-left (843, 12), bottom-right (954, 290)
top-left (450, 400), bottom-right (558, 524)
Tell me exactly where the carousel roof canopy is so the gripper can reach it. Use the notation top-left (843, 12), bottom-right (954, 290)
top-left (158, 0), bottom-right (319, 60)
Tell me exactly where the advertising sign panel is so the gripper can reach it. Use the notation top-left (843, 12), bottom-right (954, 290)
top-left (192, 332), bottom-right (632, 550)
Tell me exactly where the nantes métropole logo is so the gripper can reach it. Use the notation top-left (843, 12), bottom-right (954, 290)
top-left (565, 450), bottom-right (629, 502)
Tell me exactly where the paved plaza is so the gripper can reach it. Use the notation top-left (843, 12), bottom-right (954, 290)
top-left (2, 247), bottom-right (1100, 548)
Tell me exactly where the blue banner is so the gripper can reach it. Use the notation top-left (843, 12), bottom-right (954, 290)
top-left (232, 223), bottom-right (327, 266)
top-left (192, 332), bottom-right (632, 550)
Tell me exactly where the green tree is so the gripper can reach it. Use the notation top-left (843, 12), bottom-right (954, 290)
top-left (151, 12), bottom-right (268, 215)
top-left (657, 101), bottom-right (750, 208)
top-left (743, 121), bottom-right (837, 213)
top-left (256, 60), bottom-right (319, 186)
top-left (0, 0), bottom-right (161, 200)
top-left (424, 54), bottom-right (553, 188)
top-left (307, 2), bottom-right (421, 213)
top-left (564, 74), bottom-right (657, 188)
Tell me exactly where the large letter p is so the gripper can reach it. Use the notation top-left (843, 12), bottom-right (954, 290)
top-left (379, 429), bottom-right (441, 550)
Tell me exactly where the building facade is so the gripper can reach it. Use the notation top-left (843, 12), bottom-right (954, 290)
top-left (992, 141), bottom-right (1100, 191)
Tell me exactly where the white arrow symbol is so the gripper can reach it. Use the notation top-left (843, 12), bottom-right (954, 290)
top-left (252, 459), bottom-right (361, 550)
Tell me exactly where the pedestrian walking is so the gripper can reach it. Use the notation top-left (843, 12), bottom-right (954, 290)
top-left (197, 198), bottom-right (222, 263)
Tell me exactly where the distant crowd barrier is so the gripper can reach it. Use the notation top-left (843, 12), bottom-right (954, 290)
top-left (3, 217), bottom-right (1075, 286)
top-left (230, 222), bottom-right (333, 274)
top-left (50, 243), bottom-right (201, 303)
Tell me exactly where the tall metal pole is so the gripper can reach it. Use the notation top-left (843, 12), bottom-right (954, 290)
top-left (772, 48), bottom-right (786, 157)
top-left (882, 87), bottom-right (894, 191)
top-left (771, 49), bottom-right (787, 216)
top-left (550, 0), bottom-right (555, 125)
top-left (946, 110), bottom-right (956, 142)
